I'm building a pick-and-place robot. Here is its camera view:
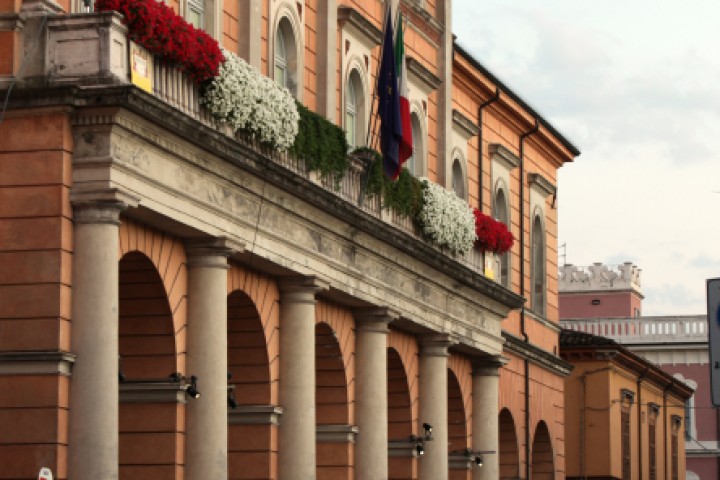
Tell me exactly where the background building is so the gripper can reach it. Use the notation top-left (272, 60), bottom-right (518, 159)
top-left (0, 0), bottom-right (580, 479)
top-left (561, 263), bottom-right (718, 480)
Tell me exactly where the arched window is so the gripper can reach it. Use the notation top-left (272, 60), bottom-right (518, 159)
top-left (186, 0), bottom-right (204, 29)
top-left (494, 187), bottom-right (510, 287)
top-left (407, 112), bottom-right (423, 175)
top-left (273, 18), bottom-right (298, 96)
top-left (451, 157), bottom-right (465, 199)
top-left (531, 215), bottom-right (545, 315)
top-left (345, 70), bottom-right (365, 150)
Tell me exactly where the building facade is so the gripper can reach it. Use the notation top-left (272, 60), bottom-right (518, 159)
top-left (0, 1), bottom-right (579, 479)
top-left (560, 329), bottom-right (693, 480)
top-left (560, 263), bottom-right (719, 479)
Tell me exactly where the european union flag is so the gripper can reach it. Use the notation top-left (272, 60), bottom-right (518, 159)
top-left (377, 11), bottom-right (402, 179)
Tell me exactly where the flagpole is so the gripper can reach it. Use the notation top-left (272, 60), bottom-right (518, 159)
top-left (358, 2), bottom-right (394, 207)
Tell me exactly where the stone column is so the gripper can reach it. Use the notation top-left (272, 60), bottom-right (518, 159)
top-left (68, 200), bottom-right (127, 480)
top-left (472, 357), bottom-right (506, 480)
top-left (185, 238), bottom-right (236, 480)
top-left (418, 334), bottom-right (453, 480)
top-left (354, 308), bottom-right (397, 480)
top-left (278, 276), bottom-right (328, 480)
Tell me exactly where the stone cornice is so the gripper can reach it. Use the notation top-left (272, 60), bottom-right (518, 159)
top-left (488, 143), bottom-right (520, 170)
top-left (0, 13), bottom-right (25, 30)
top-left (0, 350), bottom-right (76, 376)
top-left (337, 6), bottom-right (382, 47)
top-left (528, 172), bottom-right (556, 198)
top-left (407, 56), bottom-right (441, 94)
top-left (501, 332), bottom-right (573, 377)
top-left (452, 109), bottom-right (478, 141)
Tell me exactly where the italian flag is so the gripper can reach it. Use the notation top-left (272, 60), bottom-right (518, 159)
top-left (394, 15), bottom-right (413, 166)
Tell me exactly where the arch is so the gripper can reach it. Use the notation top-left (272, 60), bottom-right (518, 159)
top-left (271, 3), bottom-right (303, 98)
top-left (118, 249), bottom-right (182, 480)
top-left (388, 347), bottom-right (414, 480)
top-left (531, 212), bottom-right (546, 315)
top-left (447, 368), bottom-right (469, 480)
top-left (531, 421), bottom-right (554, 480)
top-left (315, 322), bottom-right (350, 425)
top-left (344, 65), bottom-right (367, 150)
top-left (499, 408), bottom-right (520, 479)
top-left (451, 148), bottom-right (467, 200)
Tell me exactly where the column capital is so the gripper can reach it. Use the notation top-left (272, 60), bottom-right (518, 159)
top-left (185, 237), bottom-right (242, 269)
top-left (353, 307), bottom-right (398, 333)
top-left (278, 275), bottom-right (329, 302)
top-left (471, 355), bottom-right (509, 377)
top-left (419, 333), bottom-right (454, 357)
top-left (71, 188), bottom-right (139, 225)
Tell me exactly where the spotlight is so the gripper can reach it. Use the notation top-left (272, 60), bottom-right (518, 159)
top-left (186, 375), bottom-right (200, 399)
top-left (474, 455), bottom-right (483, 467)
top-left (422, 422), bottom-right (433, 439)
top-left (415, 443), bottom-right (424, 456)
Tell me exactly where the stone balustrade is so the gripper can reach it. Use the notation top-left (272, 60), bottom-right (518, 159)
top-left (561, 316), bottom-right (708, 344)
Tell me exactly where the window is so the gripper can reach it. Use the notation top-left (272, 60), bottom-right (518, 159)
top-left (648, 403), bottom-right (659, 480)
top-left (621, 407), bottom-right (631, 480)
top-left (184, 0), bottom-right (204, 29)
top-left (671, 416), bottom-right (681, 480)
top-left (344, 70), bottom-right (365, 150)
top-left (493, 187), bottom-right (510, 287)
top-left (274, 26), bottom-right (288, 89)
top-left (531, 215), bottom-right (545, 315)
top-left (406, 112), bottom-right (423, 176)
top-left (451, 158), bottom-right (465, 199)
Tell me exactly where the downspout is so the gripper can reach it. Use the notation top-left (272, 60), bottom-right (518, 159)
top-left (477, 87), bottom-right (500, 212)
top-left (638, 368), bottom-right (649, 480)
top-left (519, 118), bottom-right (540, 479)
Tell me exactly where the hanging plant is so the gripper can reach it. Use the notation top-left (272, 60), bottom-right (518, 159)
top-left (358, 147), bottom-right (423, 218)
top-left (290, 102), bottom-right (349, 182)
top-left (473, 209), bottom-right (514, 254)
top-left (417, 179), bottom-right (477, 254)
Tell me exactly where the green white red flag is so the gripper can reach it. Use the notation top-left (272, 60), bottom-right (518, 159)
top-left (394, 14), bottom-right (413, 166)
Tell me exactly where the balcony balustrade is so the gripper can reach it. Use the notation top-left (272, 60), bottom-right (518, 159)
top-left (561, 316), bottom-right (708, 345)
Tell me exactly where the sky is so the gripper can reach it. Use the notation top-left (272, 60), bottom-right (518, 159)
top-left (452, 0), bottom-right (720, 316)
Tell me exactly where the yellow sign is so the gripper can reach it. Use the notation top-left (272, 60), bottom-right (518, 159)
top-left (484, 254), bottom-right (495, 280)
top-left (130, 42), bottom-right (153, 93)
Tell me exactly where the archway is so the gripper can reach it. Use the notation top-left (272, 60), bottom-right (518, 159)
top-left (448, 369), bottom-right (469, 480)
top-left (531, 421), bottom-right (554, 479)
top-left (387, 347), bottom-right (414, 480)
top-left (315, 322), bottom-right (351, 480)
top-left (227, 289), bottom-right (273, 480)
top-left (118, 251), bottom-right (181, 479)
top-left (499, 408), bottom-right (520, 479)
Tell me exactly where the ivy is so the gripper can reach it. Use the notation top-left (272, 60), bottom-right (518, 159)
top-left (290, 102), bottom-right (349, 185)
top-left (357, 147), bottom-right (423, 218)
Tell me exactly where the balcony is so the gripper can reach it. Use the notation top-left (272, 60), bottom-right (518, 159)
top-left (560, 316), bottom-right (708, 345)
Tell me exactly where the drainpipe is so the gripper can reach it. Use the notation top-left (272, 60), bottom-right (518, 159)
top-left (519, 118), bottom-right (539, 479)
top-left (638, 368), bottom-right (649, 480)
top-left (477, 87), bottom-right (500, 212)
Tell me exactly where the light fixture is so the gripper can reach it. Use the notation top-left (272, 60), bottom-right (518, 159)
top-left (474, 455), bottom-right (483, 467)
top-left (422, 422), bottom-right (433, 440)
top-left (228, 389), bottom-right (238, 409)
top-left (186, 375), bottom-right (200, 399)
top-left (415, 443), bottom-right (424, 455)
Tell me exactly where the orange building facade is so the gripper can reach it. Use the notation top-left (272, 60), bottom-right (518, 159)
top-left (0, 1), bottom-right (579, 479)
top-left (560, 330), bottom-right (693, 480)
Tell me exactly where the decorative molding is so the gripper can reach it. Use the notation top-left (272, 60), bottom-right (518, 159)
top-left (388, 440), bottom-right (420, 458)
top-left (452, 109), bottom-right (478, 141)
top-left (502, 332), bottom-right (573, 377)
top-left (119, 381), bottom-right (188, 403)
top-left (528, 172), bottom-right (556, 198)
top-left (559, 262), bottom-right (642, 294)
top-left (316, 424), bottom-right (359, 443)
top-left (228, 405), bottom-right (284, 425)
top-left (0, 13), bottom-right (25, 30)
top-left (337, 6), bottom-right (382, 47)
top-left (407, 56), bottom-right (441, 94)
top-left (400, 0), bottom-right (443, 45)
top-left (488, 143), bottom-right (520, 170)
top-left (0, 351), bottom-right (76, 376)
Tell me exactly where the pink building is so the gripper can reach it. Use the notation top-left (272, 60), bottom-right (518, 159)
top-left (560, 263), bottom-right (719, 479)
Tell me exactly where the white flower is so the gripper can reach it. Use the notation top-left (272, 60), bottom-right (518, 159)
top-left (417, 179), bottom-right (477, 255)
top-left (201, 50), bottom-right (299, 151)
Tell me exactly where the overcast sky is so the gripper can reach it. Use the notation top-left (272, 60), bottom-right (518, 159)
top-left (452, 0), bottom-right (720, 316)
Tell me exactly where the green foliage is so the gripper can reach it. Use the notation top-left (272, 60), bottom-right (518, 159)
top-left (290, 102), bottom-right (349, 184)
top-left (356, 147), bottom-right (423, 218)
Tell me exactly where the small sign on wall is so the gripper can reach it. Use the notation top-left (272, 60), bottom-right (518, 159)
top-left (38, 467), bottom-right (53, 480)
top-left (484, 254), bottom-right (495, 280)
top-left (130, 42), bottom-right (153, 93)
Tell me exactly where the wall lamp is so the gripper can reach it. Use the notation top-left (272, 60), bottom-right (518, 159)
top-left (169, 372), bottom-right (201, 399)
top-left (422, 422), bottom-right (433, 440)
top-left (408, 422), bottom-right (434, 456)
top-left (227, 389), bottom-right (238, 409)
top-left (450, 449), bottom-right (494, 469)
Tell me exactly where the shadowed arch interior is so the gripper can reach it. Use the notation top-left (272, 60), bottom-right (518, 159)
top-left (447, 369), bottom-right (468, 453)
top-left (227, 290), bottom-right (270, 405)
top-left (531, 420), bottom-right (554, 480)
top-left (388, 347), bottom-right (414, 480)
top-left (119, 251), bottom-right (176, 379)
top-left (499, 408), bottom-right (520, 479)
top-left (315, 322), bottom-right (348, 425)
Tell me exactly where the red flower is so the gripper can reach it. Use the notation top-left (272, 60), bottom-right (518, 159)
top-left (96, 0), bottom-right (224, 84)
top-left (473, 208), bottom-right (514, 254)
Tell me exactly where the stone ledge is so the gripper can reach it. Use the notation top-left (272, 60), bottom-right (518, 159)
top-left (316, 424), bottom-right (359, 443)
top-left (228, 405), bottom-right (283, 425)
top-left (0, 350), bottom-right (76, 376)
top-left (119, 381), bottom-right (187, 404)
